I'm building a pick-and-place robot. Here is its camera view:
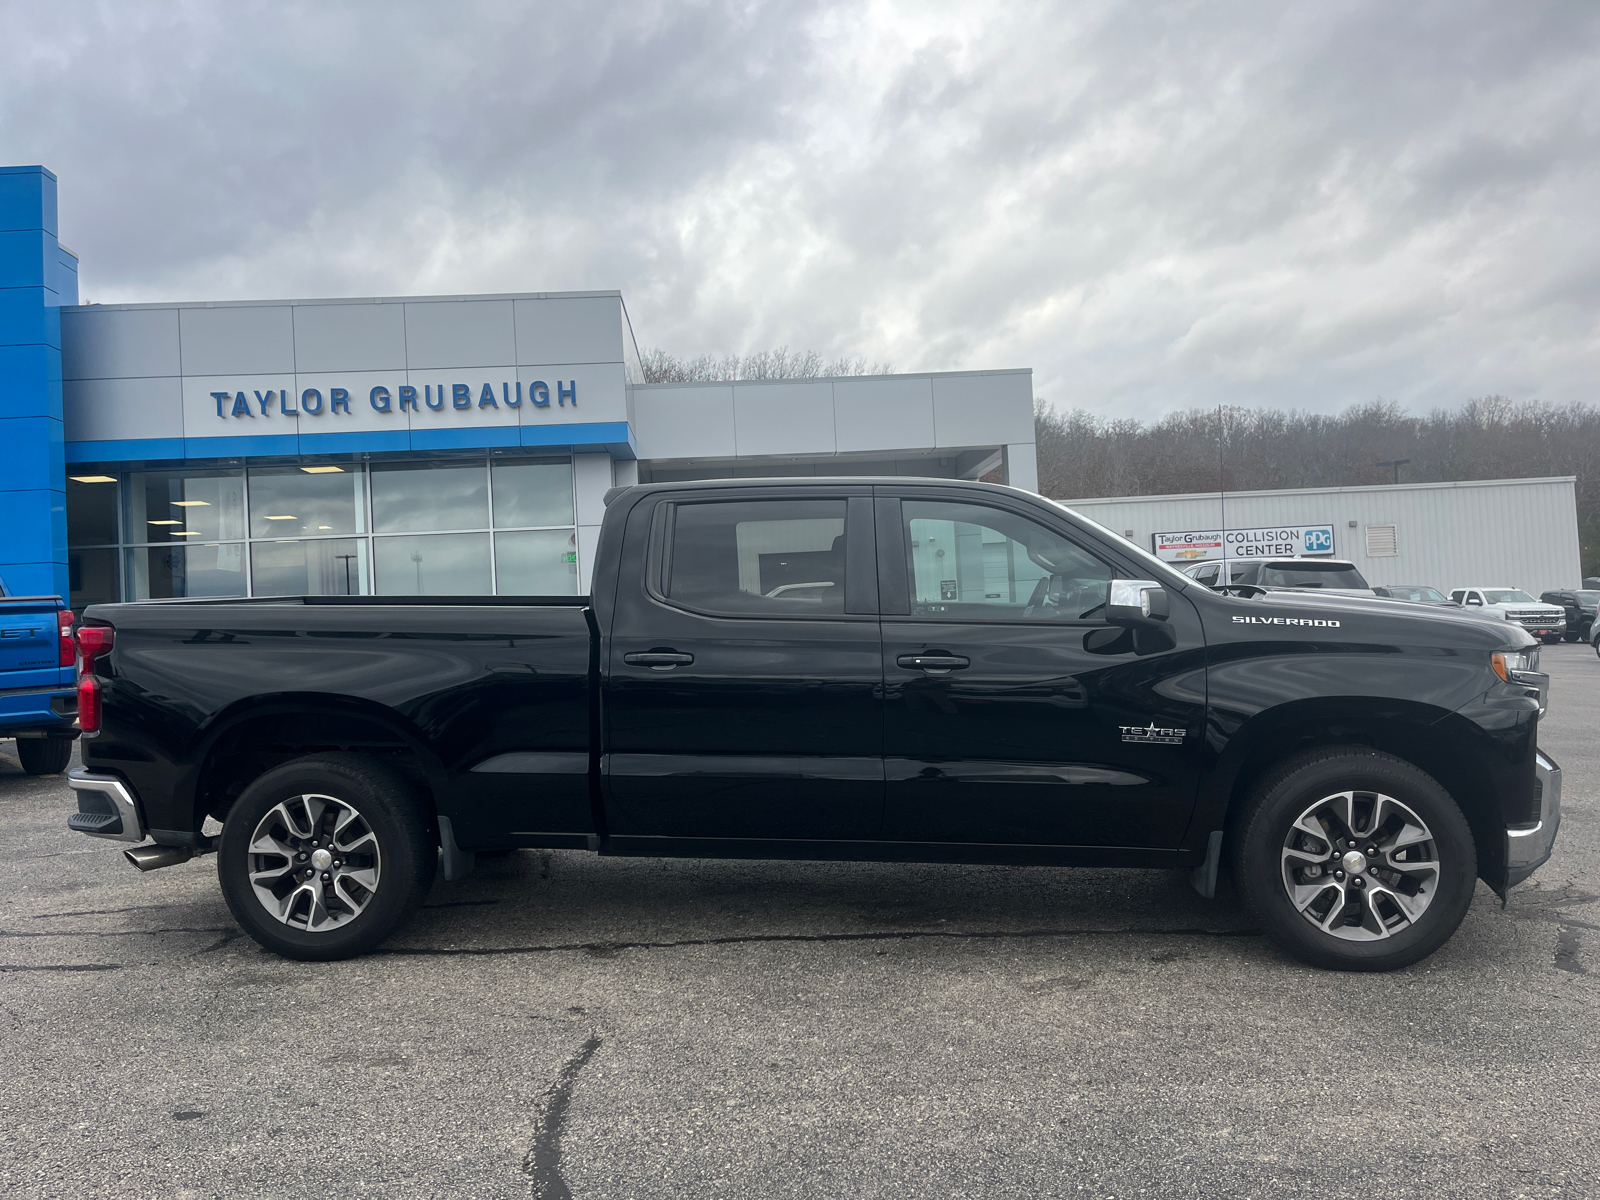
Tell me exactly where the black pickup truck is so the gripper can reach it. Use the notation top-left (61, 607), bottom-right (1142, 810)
top-left (66, 478), bottom-right (1560, 970)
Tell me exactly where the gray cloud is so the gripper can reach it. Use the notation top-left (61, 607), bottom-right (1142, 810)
top-left (4, 0), bottom-right (1597, 419)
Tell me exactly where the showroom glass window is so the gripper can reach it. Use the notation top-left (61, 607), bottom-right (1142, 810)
top-left (66, 456), bottom-right (579, 601)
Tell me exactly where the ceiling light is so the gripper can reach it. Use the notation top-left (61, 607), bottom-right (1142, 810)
top-left (264, 515), bottom-right (298, 520)
top-left (171, 531), bottom-right (199, 537)
top-left (148, 519), bottom-right (182, 526)
top-left (300, 466), bottom-right (345, 474)
top-left (70, 475), bottom-right (117, 484)
top-left (172, 500), bottom-right (211, 507)
top-left (318, 526), bottom-right (332, 530)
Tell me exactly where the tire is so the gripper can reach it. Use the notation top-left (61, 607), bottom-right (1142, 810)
top-left (1541, 635), bottom-right (1561, 645)
top-left (1563, 632), bottom-right (1581, 643)
top-left (17, 736), bottom-right (73, 776)
top-left (217, 753), bottom-right (436, 961)
top-left (1231, 746), bottom-right (1476, 972)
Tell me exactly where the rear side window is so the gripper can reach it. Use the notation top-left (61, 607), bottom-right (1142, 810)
top-left (663, 499), bottom-right (847, 615)
top-left (1192, 564), bottom-right (1219, 587)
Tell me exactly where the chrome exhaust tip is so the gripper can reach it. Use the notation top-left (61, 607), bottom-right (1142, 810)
top-left (123, 844), bottom-right (195, 872)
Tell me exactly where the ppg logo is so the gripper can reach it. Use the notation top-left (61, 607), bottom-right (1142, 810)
top-left (1304, 528), bottom-right (1334, 553)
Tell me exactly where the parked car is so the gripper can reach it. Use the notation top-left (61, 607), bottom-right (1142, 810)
top-left (0, 575), bottom-right (79, 776)
top-left (1447, 588), bottom-right (1567, 644)
top-left (66, 478), bottom-right (1558, 973)
top-left (1180, 557), bottom-right (1376, 597)
top-left (1373, 586), bottom-right (1458, 607)
top-left (1539, 590), bottom-right (1600, 643)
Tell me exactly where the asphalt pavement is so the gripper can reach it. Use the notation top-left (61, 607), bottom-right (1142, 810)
top-left (1, 648), bottom-right (1595, 1199)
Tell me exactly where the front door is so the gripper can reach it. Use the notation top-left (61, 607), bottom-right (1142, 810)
top-left (604, 489), bottom-right (884, 843)
top-left (877, 492), bottom-right (1207, 849)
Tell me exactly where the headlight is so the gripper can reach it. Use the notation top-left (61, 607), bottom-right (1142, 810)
top-left (1492, 651), bottom-right (1538, 682)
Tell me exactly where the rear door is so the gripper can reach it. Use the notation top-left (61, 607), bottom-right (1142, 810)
top-left (603, 487), bottom-right (884, 842)
top-left (875, 489), bottom-right (1207, 850)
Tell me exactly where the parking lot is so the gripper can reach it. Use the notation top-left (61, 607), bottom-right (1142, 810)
top-left (0, 650), bottom-right (1594, 1199)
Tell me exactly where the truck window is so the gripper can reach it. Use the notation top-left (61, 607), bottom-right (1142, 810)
top-left (664, 499), bottom-right (847, 615)
top-left (1192, 563), bottom-right (1219, 587)
top-left (1258, 562), bottom-right (1369, 589)
top-left (900, 500), bottom-right (1112, 620)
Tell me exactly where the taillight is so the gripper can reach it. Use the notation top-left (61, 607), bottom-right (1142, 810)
top-left (75, 624), bottom-right (114, 735)
top-left (58, 609), bottom-right (75, 667)
top-left (78, 674), bottom-right (101, 733)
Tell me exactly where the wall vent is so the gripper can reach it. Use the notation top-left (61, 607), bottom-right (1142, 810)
top-left (1365, 524), bottom-right (1398, 557)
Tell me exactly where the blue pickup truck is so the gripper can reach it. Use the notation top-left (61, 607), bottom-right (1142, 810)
top-left (0, 575), bottom-right (78, 776)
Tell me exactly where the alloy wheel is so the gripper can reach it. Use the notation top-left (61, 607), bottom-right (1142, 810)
top-left (246, 793), bottom-right (382, 931)
top-left (1280, 790), bottom-right (1439, 941)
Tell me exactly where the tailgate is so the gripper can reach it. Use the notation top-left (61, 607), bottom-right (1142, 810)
top-left (0, 597), bottom-right (69, 690)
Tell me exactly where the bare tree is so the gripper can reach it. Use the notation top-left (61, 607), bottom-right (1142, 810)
top-left (641, 347), bottom-right (894, 383)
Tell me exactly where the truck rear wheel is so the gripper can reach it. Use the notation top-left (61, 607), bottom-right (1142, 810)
top-left (217, 754), bottom-right (435, 961)
top-left (1232, 747), bottom-right (1476, 972)
top-left (16, 736), bottom-right (73, 776)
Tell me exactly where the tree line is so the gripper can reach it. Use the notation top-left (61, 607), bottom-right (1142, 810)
top-left (1034, 397), bottom-right (1600, 575)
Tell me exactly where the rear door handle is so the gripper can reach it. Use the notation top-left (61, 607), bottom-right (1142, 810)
top-left (897, 653), bottom-right (970, 673)
top-left (624, 651), bottom-right (694, 670)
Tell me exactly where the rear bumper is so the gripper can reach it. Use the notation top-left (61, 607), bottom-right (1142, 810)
top-left (1506, 751), bottom-right (1561, 888)
top-left (66, 769), bottom-right (147, 843)
top-left (0, 686), bottom-right (78, 736)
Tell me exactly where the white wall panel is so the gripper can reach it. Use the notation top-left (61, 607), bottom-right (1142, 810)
top-left (631, 384), bottom-right (736, 460)
top-left (515, 363), bottom-right (628, 426)
top-left (834, 377), bottom-right (935, 452)
top-left (293, 371), bottom-right (413, 434)
top-left (179, 306), bottom-right (296, 376)
top-left (63, 377), bottom-right (183, 442)
top-left (932, 371), bottom-right (1034, 447)
top-left (733, 381), bottom-right (836, 456)
top-left (61, 307), bottom-right (180, 380)
top-left (513, 296), bottom-right (623, 365)
top-left (403, 300), bottom-right (516, 368)
top-left (405, 369), bottom-right (520, 430)
top-left (293, 303), bottom-right (407, 373)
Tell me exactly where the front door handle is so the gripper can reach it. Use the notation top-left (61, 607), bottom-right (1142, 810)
top-left (624, 651), bottom-right (694, 671)
top-left (897, 653), bottom-right (970, 674)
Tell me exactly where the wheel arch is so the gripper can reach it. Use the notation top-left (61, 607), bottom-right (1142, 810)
top-left (1196, 698), bottom-right (1506, 886)
top-left (186, 694), bottom-right (450, 837)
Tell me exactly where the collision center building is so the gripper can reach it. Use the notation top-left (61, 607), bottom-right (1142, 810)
top-left (1, 165), bottom-right (1037, 607)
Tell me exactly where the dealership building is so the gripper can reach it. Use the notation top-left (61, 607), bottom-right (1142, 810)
top-left (1, 165), bottom-right (1037, 606)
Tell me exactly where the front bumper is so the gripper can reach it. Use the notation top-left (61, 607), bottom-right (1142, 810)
top-left (66, 769), bottom-right (147, 843)
top-left (1506, 751), bottom-right (1561, 888)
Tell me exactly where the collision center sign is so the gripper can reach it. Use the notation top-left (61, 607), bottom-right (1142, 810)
top-left (1152, 524), bottom-right (1335, 563)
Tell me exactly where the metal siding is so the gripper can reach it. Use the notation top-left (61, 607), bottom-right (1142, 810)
top-left (1065, 478), bottom-right (1581, 595)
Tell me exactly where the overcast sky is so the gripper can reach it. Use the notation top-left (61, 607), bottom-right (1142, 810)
top-left (5, 1), bottom-right (1598, 420)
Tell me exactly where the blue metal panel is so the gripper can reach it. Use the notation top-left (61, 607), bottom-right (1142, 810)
top-left (64, 437), bottom-right (186, 463)
top-left (521, 420), bottom-right (636, 458)
top-left (0, 343), bottom-right (60, 420)
top-left (0, 230), bottom-right (50, 287)
top-left (297, 429), bottom-right (411, 456)
top-left (183, 434), bottom-right (301, 459)
top-left (0, 165), bottom-right (56, 235)
top-left (410, 425), bottom-right (521, 451)
top-left (0, 287), bottom-right (60, 348)
top-left (0, 416), bottom-right (65, 490)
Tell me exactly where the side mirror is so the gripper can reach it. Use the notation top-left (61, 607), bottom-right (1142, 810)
top-left (1107, 579), bottom-right (1170, 626)
top-left (1466, 597), bottom-right (1483, 606)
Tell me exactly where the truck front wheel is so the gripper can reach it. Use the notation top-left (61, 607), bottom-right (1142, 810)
top-left (1232, 747), bottom-right (1476, 971)
top-left (217, 754), bottom-right (436, 961)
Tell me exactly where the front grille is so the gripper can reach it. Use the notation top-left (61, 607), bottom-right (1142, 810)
top-left (1510, 611), bottom-right (1561, 626)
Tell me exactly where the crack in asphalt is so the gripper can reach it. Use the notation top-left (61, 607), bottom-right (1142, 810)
top-left (0, 963), bottom-right (121, 973)
top-left (523, 1034), bottom-right (602, 1200)
top-left (0, 926), bottom-right (233, 940)
top-left (379, 925), bottom-right (1262, 959)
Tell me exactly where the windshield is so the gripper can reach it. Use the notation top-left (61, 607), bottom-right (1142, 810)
top-left (1259, 562), bottom-right (1369, 589)
top-left (1385, 586), bottom-right (1446, 603)
top-left (1483, 589), bottom-right (1536, 604)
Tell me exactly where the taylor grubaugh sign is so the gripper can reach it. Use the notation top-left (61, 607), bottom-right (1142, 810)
top-left (1152, 524), bottom-right (1335, 563)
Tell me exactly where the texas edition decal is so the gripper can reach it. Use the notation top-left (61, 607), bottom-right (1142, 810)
top-left (1120, 723), bottom-right (1186, 745)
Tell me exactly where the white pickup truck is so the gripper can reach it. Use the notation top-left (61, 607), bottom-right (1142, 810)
top-left (1448, 587), bottom-right (1567, 644)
